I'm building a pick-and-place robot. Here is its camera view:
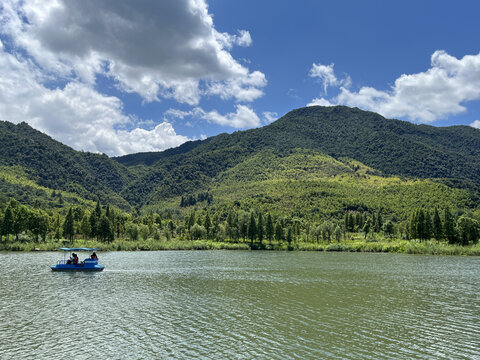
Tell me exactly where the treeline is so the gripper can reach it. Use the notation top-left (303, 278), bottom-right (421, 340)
top-left (344, 207), bottom-right (479, 245)
top-left (1, 197), bottom-right (479, 247)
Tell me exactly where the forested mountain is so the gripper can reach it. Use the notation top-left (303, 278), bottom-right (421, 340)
top-left (1, 106), bottom-right (480, 221)
top-left (0, 121), bottom-right (134, 208)
top-left (115, 106), bottom-right (480, 207)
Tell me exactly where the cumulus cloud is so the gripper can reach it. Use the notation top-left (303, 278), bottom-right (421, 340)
top-left (308, 51), bottom-right (480, 123)
top-left (216, 30), bottom-right (252, 49)
top-left (0, 46), bottom-right (188, 156)
top-left (1, 0), bottom-right (265, 105)
top-left (206, 70), bottom-right (266, 102)
top-left (262, 111), bottom-right (278, 124)
top-left (165, 105), bottom-right (261, 128)
top-left (309, 63), bottom-right (351, 94)
top-left (307, 98), bottom-right (335, 107)
top-left (0, 0), bottom-right (267, 155)
top-left (201, 105), bottom-right (260, 128)
top-left (470, 120), bottom-right (480, 129)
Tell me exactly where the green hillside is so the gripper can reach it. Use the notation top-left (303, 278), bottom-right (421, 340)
top-left (146, 149), bottom-right (474, 221)
top-left (1, 106), bottom-right (480, 222)
top-left (116, 106), bottom-right (480, 212)
top-left (0, 121), bottom-right (134, 208)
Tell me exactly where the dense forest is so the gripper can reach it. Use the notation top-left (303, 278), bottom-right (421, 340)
top-left (1, 106), bottom-right (480, 252)
top-left (1, 197), bottom-right (479, 254)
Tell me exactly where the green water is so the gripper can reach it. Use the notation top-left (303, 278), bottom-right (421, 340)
top-left (0, 251), bottom-right (478, 359)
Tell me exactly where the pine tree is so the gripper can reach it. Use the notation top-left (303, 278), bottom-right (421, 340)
top-left (444, 208), bottom-right (456, 244)
top-left (186, 211), bottom-right (195, 230)
top-left (286, 227), bottom-right (293, 246)
top-left (424, 210), bottom-right (432, 240)
top-left (99, 215), bottom-right (114, 242)
top-left (416, 209), bottom-right (426, 240)
top-left (275, 222), bottom-right (283, 242)
top-left (409, 210), bottom-right (418, 239)
top-left (63, 208), bottom-right (75, 241)
top-left (433, 207), bottom-right (443, 241)
top-left (265, 213), bottom-right (274, 244)
top-left (257, 212), bottom-right (264, 244)
top-left (248, 212), bottom-right (257, 244)
top-left (204, 212), bottom-right (211, 238)
top-left (80, 212), bottom-right (91, 239)
top-left (1, 205), bottom-right (14, 241)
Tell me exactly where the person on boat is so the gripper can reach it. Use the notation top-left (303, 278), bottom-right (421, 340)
top-left (72, 253), bottom-right (79, 265)
top-left (67, 253), bottom-right (74, 264)
top-left (91, 252), bottom-right (98, 259)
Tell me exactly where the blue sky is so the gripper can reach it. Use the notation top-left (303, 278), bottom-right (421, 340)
top-left (1, 0), bottom-right (480, 155)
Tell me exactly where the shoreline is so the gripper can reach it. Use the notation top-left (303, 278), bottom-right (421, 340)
top-left (1, 239), bottom-right (479, 256)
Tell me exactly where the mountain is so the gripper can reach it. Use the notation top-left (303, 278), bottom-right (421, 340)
top-left (0, 121), bottom-right (134, 208)
top-left (115, 106), bottom-right (480, 206)
top-left (1, 106), bottom-right (479, 219)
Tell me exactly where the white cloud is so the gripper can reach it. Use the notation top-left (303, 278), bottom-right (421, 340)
top-left (308, 51), bottom-right (480, 123)
top-left (206, 70), bottom-right (267, 102)
top-left (309, 62), bottom-right (350, 94)
top-left (0, 0), bottom-right (268, 155)
top-left (1, 0), bottom-right (265, 105)
top-left (470, 120), bottom-right (480, 129)
top-left (216, 30), bottom-right (252, 49)
top-left (307, 98), bottom-right (335, 107)
top-left (201, 105), bottom-right (260, 128)
top-left (165, 105), bottom-right (261, 128)
top-left (262, 111), bottom-right (278, 124)
top-left (0, 46), bottom-right (188, 156)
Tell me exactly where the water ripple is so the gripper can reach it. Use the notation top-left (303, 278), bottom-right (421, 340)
top-left (0, 251), bottom-right (479, 359)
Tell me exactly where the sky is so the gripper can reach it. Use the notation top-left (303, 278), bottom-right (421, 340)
top-left (1, 0), bottom-right (480, 156)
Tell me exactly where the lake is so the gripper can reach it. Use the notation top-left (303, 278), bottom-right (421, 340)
top-left (0, 251), bottom-right (478, 359)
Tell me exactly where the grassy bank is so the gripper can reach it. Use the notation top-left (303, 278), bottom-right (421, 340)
top-left (1, 238), bottom-right (479, 255)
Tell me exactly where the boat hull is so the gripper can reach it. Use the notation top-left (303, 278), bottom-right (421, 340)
top-left (50, 264), bottom-right (105, 271)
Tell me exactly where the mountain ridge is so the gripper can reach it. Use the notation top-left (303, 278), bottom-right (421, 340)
top-left (1, 106), bottom-right (480, 219)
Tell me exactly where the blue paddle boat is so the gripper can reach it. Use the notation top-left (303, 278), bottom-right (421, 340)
top-left (51, 247), bottom-right (105, 272)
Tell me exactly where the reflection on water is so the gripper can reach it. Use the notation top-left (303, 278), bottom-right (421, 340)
top-left (1, 251), bottom-right (479, 359)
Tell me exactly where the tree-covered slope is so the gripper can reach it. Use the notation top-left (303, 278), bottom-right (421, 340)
top-left (145, 149), bottom-right (474, 222)
top-left (116, 106), bottom-right (480, 206)
top-left (2, 105), bottom-right (480, 218)
top-left (0, 121), bottom-right (133, 208)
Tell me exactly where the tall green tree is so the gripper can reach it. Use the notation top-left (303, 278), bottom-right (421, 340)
top-left (63, 208), bottom-right (75, 241)
top-left (374, 210), bottom-right (383, 233)
top-left (456, 216), bottom-right (479, 245)
top-left (98, 215), bottom-right (114, 243)
top-left (1, 205), bottom-right (14, 241)
top-left (286, 227), bottom-right (293, 246)
top-left (275, 221), bottom-right (284, 242)
top-left (257, 212), bottom-right (264, 244)
top-left (204, 212), bottom-right (211, 238)
top-left (265, 213), bottom-right (274, 244)
top-left (416, 209), bottom-right (426, 241)
top-left (13, 205), bottom-right (29, 241)
top-left (80, 212), bottom-right (91, 239)
top-left (363, 217), bottom-right (372, 239)
top-left (444, 208), bottom-right (456, 244)
top-left (432, 207), bottom-right (443, 241)
top-left (383, 220), bottom-right (395, 238)
top-left (248, 212), bottom-right (257, 244)
top-left (29, 210), bottom-right (49, 242)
